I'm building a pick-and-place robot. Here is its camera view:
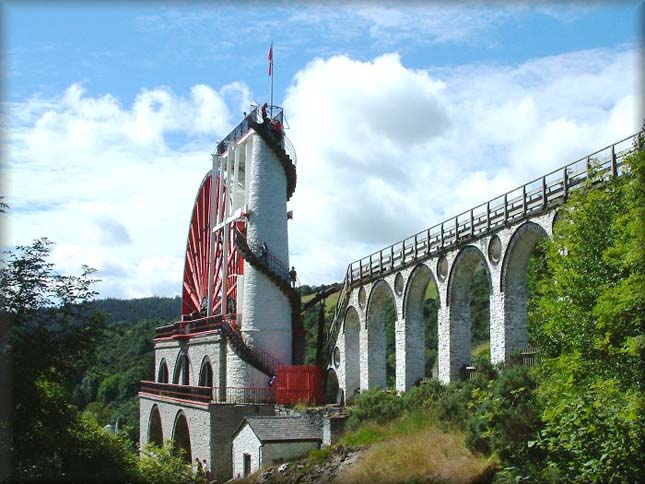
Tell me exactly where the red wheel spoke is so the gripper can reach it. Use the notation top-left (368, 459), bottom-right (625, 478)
top-left (182, 172), bottom-right (245, 317)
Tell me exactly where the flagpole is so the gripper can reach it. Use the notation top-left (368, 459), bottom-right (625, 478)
top-left (269, 41), bottom-right (274, 117)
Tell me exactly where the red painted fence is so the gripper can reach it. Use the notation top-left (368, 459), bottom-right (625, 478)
top-left (276, 365), bottom-right (323, 405)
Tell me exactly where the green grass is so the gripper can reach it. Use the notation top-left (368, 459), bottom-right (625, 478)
top-left (307, 446), bottom-right (334, 466)
top-left (340, 409), bottom-right (438, 447)
top-left (335, 409), bottom-right (492, 483)
top-left (301, 290), bottom-right (340, 313)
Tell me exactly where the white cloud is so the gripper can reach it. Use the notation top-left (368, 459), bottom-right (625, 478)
top-left (5, 81), bottom-right (251, 298)
top-left (284, 46), bottom-right (641, 285)
top-left (4, 46), bottom-right (641, 298)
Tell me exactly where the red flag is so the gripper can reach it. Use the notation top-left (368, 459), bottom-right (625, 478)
top-left (268, 43), bottom-right (273, 76)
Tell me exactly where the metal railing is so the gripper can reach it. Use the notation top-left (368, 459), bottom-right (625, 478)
top-left (343, 133), bottom-right (638, 287)
top-left (154, 313), bottom-right (238, 339)
top-left (220, 319), bottom-right (286, 376)
top-left (325, 278), bottom-right (351, 362)
top-left (139, 381), bottom-right (212, 403)
top-left (521, 345), bottom-right (540, 368)
top-left (216, 104), bottom-right (297, 166)
top-left (212, 386), bottom-right (276, 405)
top-left (235, 230), bottom-right (291, 283)
top-left (139, 381), bottom-right (276, 405)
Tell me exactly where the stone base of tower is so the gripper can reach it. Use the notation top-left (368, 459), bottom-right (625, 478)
top-left (140, 394), bottom-right (274, 481)
top-left (226, 343), bottom-right (275, 389)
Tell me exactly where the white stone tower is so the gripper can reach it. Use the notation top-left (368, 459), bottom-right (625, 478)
top-left (226, 113), bottom-right (295, 388)
top-left (139, 104), bottom-right (302, 482)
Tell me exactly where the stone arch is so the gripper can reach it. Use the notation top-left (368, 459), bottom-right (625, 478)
top-left (403, 263), bottom-right (440, 317)
top-left (365, 280), bottom-right (396, 389)
top-left (399, 263), bottom-right (439, 389)
top-left (324, 368), bottom-right (340, 405)
top-left (447, 246), bottom-right (491, 306)
top-left (148, 404), bottom-right (163, 446)
top-left (172, 411), bottom-right (192, 463)
top-left (501, 221), bottom-right (549, 292)
top-left (445, 245), bottom-right (492, 379)
top-left (157, 358), bottom-right (169, 383)
top-left (551, 207), bottom-right (565, 234)
top-left (499, 221), bottom-right (549, 357)
top-left (343, 306), bottom-right (361, 401)
top-left (198, 356), bottom-right (213, 387)
top-left (173, 351), bottom-right (191, 386)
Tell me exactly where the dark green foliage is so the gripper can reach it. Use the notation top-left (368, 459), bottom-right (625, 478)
top-left (527, 145), bottom-right (645, 482)
top-left (80, 316), bottom-right (167, 443)
top-left (526, 243), bottom-right (548, 346)
top-left (138, 442), bottom-right (201, 484)
top-left (301, 283), bottom-right (341, 365)
top-left (470, 263), bottom-right (491, 347)
top-left (384, 296), bottom-right (396, 388)
top-left (346, 389), bottom-right (405, 430)
top-left (433, 381), bottom-right (473, 429)
top-left (86, 296), bottom-right (181, 326)
top-left (424, 298), bottom-right (439, 376)
top-left (64, 412), bottom-right (140, 483)
top-left (464, 365), bottom-right (541, 470)
top-left (0, 237), bottom-right (142, 482)
top-left (537, 375), bottom-right (643, 482)
top-left (400, 378), bottom-right (444, 411)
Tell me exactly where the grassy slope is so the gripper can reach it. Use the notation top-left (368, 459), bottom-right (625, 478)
top-left (233, 410), bottom-right (492, 483)
top-left (336, 412), bottom-right (491, 484)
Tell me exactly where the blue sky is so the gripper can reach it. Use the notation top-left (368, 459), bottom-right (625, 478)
top-left (7, 3), bottom-right (640, 103)
top-left (3, 1), bottom-right (643, 298)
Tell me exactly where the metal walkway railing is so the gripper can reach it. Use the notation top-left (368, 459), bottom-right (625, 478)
top-left (216, 104), bottom-right (297, 167)
top-left (324, 132), bottom-right (640, 367)
top-left (237, 234), bottom-right (291, 283)
top-left (344, 133), bottom-right (639, 287)
top-left (139, 381), bottom-right (276, 405)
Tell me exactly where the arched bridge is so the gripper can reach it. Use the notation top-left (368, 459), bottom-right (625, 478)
top-left (326, 133), bottom-right (639, 398)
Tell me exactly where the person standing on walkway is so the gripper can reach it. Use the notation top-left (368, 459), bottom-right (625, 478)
top-left (261, 102), bottom-right (268, 123)
top-left (289, 266), bottom-right (297, 288)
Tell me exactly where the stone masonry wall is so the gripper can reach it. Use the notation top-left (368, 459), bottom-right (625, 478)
top-left (140, 395), bottom-right (274, 482)
top-left (330, 211), bottom-right (556, 393)
top-left (262, 441), bottom-right (320, 467)
top-left (274, 406), bottom-right (349, 447)
top-left (236, 131), bottom-right (292, 388)
top-left (231, 423), bottom-right (261, 479)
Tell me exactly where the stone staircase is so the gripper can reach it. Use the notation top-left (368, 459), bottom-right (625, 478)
top-left (220, 320), bottom-right (283, 377)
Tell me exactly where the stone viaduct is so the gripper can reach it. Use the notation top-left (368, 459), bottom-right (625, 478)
top-left (327, 134), bottom-right (637, 399)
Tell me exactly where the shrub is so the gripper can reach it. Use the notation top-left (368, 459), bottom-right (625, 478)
top-left (138, 442), bottom-right (200, 484)
top-left (346, 389), bottom-right (405, 430)
top-left (434, 381), bottom-right (472, 429)
top-left (400, 378), bottom-right (444, 411)
top-left (536, 375), bottom-right (644, 482)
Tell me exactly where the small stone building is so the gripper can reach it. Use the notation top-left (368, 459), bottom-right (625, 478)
top-left (231, 416), bottom-right (321, 478)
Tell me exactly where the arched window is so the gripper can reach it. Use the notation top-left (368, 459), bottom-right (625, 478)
top-left (148, 405), bottom-right (163, 446)
top-left (173, 353), bottom-right (190, 385)
top-left (157, 359), bottom-right (169, 383)
top-left (325, 369), bottom-right (340, 405)
top-left (173, 411), bottom-right (192, 463)
top-left (198, 358), bottom-right (213, 387)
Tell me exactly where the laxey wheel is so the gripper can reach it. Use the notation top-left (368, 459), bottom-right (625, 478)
top-left (181, 172), bottom-right (245, 318)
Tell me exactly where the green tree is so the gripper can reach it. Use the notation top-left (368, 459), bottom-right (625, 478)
top-left (0, 238), bottom-right (140, 482)
top-left (138, 443), bottom-right (200, 484)
top-left (531, 143), bottom-right (645, 482)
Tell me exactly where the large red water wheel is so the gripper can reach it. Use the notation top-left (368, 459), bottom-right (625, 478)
top-left (181, 172), bottom-right (244, 317)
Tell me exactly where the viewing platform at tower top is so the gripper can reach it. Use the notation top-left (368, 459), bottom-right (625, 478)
top-left (215, 104), bottom-right (297, 167)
